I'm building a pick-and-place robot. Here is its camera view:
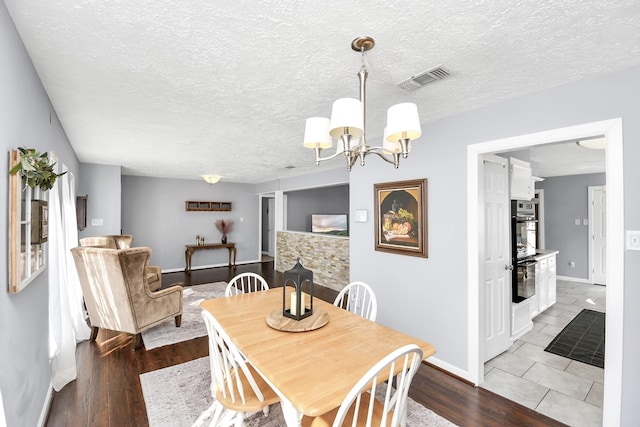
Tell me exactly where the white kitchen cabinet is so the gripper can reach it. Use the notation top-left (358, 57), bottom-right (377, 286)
top-left (510, 157), bottom-right (534, 200)
top-left (536, 258), bottom-right (550, 313)
top-left (531, 252), bottom-right (557, 318)
top-left (547, 255), bottom-right (556, 306)
top-left (512, 299), bottom-right (533, 340)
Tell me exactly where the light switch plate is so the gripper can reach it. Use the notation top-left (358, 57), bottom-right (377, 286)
top-left (626, 230), bottom-right (640, 250)
top-left (574, 219), bottom-right (581, 225)
top-left (354, 209), bottom-right (367, 223)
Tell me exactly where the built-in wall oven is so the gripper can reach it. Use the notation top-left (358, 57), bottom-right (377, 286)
top-left (511, 200), bottom-right (538, 303)
top-left (515, 259), bottom-right (536, 302)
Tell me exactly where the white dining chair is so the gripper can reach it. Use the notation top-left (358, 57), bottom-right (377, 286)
top-left (225, 272), bottom-right (269, 297)
top-left (192, 310), bottom-right (280, 427)
top-left (333, 281), bottom-right (378, 321)
top-left (302, 344), bottom-right (423, 427)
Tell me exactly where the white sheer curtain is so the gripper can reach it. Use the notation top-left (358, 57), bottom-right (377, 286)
top-left (48, 167), bottom-right (91, 391)
top-left (0, 387), bottom-right (6, 427)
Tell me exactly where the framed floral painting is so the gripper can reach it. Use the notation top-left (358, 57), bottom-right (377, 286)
top-left (374, 179), bottom-right (428, 258)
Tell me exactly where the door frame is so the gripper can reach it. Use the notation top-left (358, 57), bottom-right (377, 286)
top-left (467, 118), bottom-right (623, 426)
top-left (588, 185), bottom-right (606, 284)
top-left (267, 197), bottom-right (276, 256)
top-left (535, 189), bottom-right (545, 250)
top-left (258, 193), bottom-right (275, 261)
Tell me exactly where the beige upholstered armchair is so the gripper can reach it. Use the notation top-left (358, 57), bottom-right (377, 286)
top-left (71, 246), bottom-right (183, 350)
top-left (79, 235), bottom-right (162, 291)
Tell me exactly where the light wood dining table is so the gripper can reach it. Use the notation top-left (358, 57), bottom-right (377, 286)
top-left (200, 288), bottom-right (436, 427)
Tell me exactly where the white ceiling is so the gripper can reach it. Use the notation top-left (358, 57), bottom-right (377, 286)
top-left (5, 1), bottom-right (639, 183)
top-left (530, 141), bottom-right (606, 177)
top-left (499, 139), bottom-right (606, 178)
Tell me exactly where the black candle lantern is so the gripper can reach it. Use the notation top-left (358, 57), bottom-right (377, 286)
top-left (283, 258), bottom-right (314, 321)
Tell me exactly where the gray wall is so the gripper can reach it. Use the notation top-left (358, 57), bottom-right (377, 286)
top-left (253, 167), bottom-right (348, 194)
top-left (121, 176), bottom-right (260, 270)
top-left (77, 163), bottom-right (122, 238)
top-left (0, 3), bottom-right (80, 425)
top-left (349, 65), bottom-right (640, 424)
top-left (286, 184), bottom-right (349, 232)
top-left (537, 173), bottom-right (606, 278)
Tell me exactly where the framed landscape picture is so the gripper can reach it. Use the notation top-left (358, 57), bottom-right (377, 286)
top-left (374, 179), bottom-right (428, 258)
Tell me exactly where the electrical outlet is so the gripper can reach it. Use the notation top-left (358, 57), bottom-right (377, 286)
top-left (91, 218), bottom-right (103, 226)
top-left (574, 219), bottom-right (581, 225)
top-left (626, 230), bottom-right (640, 251)
top-left (569, 261), bottom-right (576, 268)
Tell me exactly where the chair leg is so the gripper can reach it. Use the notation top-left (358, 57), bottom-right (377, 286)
top-left (191, 401), bottom-right (219, 427)
top-left (175, 314), bottom-right (182, 327)
top-left (90, 327), bottom-right (99, 341)
top-left (213, 406), bottom-right (236, 427)
top-left (132, 333), bottom-right (142, 351)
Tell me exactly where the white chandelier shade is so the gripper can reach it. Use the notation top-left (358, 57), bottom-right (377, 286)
top-left (329, 98), bottom-right (364, 139)
top-left (386, 103), bottom-right (422, 142)
top-left (303, 117), bottom-right (333, 149)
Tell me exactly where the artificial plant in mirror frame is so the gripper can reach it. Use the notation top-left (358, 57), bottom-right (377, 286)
top-left (8, 147), bottom-right (66, 191)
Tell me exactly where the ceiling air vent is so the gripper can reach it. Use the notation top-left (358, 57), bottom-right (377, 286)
top-left (396, 65), bottom-right (451, 91)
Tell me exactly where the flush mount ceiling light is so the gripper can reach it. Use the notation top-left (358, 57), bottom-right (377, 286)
top-left (303, 36), bottom-right (422, 171)
top-left (576, 137), bottom-right (606, 149)
top-left (202, 174), bottom-right (221, 184)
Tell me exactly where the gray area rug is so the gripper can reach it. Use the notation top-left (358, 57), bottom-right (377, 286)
top-left (141, 282), bottom-right (227, 350)
top-left (140, 356), bottom-right (458, 427)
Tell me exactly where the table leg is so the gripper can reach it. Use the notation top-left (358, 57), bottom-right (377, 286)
top-left (279, 398), bottom-right (303, 427)
top-left (232, 247), bottom-right (236, 266)
top-left (185, 249), bottom-right (192, 273)
top-left (249, 362), bottom-right (302, 426)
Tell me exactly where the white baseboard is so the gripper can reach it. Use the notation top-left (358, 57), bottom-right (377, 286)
top-left (425, 356), bottom-right (472, 383)
top-left (557, 275), bottom-right (592, 284)
top-left (37, 382), bottom-right (54, 427)
top-left (162, 259), bottom-right (262, 273)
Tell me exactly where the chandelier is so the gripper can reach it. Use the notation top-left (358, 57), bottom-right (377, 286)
top-left (303, 36), bottom-right (422, 171)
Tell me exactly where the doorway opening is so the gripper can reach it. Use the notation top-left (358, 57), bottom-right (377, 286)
top-left (467, 118), bottom-right (623, 425)
top-left (260, 194), bottom-right (276, 261)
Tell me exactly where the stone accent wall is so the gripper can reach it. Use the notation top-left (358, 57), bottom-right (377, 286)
top-left (276, 231), bottom-right (349, 292)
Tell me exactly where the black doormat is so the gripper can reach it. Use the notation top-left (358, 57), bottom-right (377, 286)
top-left (544, 309), bottom-right (605, 368)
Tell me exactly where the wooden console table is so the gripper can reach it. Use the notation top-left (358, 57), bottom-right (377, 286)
top-left (184, 243), bottom-right (236, 273)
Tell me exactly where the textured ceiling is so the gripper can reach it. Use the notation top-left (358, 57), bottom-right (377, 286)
top-left (5, 0), bottom-right (640, 183)
top-left (499, 139), bottom-right (606, 178)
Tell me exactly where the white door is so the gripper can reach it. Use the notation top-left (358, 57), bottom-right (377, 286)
top-left (589, 186), bottom-right (606, 285)
top-left (268, 198), bottom-right (276, 257)
top-left (482, 154), bottom-right (512, 362)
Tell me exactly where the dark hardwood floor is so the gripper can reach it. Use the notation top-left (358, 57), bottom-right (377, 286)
top-left (45, 261), bottom-right (565, 426)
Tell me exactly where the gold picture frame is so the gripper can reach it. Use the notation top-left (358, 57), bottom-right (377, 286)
top-left (374, 179), bottom-right (428, 258)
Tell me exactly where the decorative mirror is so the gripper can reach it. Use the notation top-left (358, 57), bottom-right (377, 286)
top-left (8, 149), bottom-right (48, 293)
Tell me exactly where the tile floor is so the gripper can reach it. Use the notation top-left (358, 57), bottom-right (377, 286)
top-left (483, 280), bottom-right (606, 427)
